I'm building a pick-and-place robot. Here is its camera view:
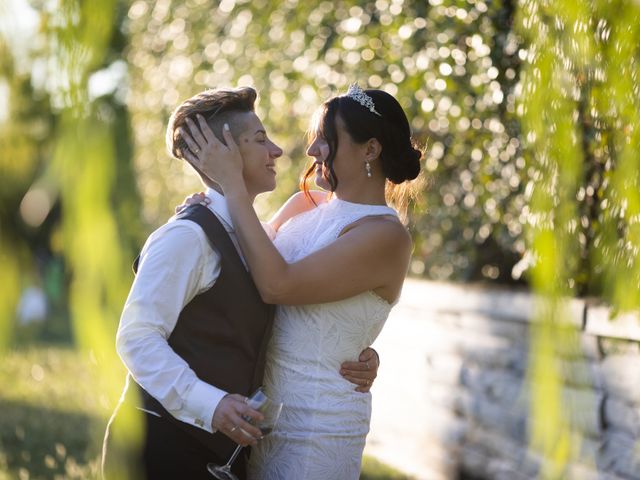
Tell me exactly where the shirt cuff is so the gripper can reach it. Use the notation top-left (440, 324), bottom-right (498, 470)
top-left (180, 381), bottom-right (228, 433)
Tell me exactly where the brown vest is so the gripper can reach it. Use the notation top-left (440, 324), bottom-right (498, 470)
top-left (127, 204), bottom-right (275, 459)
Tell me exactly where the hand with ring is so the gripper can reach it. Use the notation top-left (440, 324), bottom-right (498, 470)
top-left (178, 115), bottom-right (245, 192)
top-left (339, 347), bottom-right (379, 393)
top-left (211, 394), bottom-right (264, 446)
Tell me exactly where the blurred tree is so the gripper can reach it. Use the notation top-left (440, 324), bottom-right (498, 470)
top-left (0, 1), bottom-right (142, 343)
top-left (124, 0), bottom-right (640, 302)
top-left (516, 0), bottom-right (640, 477)
top-left (518, 0), bottom-right (640, 303)
top-left (1, 0), bottom-right (143, 476)
top-left (123, 5), bottom-right (640, 477)
top-left (3, 0), bottom-right (637, 341)
top-left (123, 0), bottom-right (532, 286)
top-left (0, 34), bottom-right (42, 348)
top-left (2, 0), bottom-right (639, 477)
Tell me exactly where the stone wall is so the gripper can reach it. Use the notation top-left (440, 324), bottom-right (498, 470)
top-left (364, 279), bottom-right (640, 480)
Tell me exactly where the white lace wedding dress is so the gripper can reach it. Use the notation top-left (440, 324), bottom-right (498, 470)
top-left (247, 198), bottom-right (399, 480)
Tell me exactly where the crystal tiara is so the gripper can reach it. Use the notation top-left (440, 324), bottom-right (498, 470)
top-left (345, 84), bottom-right (381, 117)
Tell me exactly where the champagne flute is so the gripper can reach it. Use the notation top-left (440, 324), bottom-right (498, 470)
top-left (207, 387), bottom-right (282, 480)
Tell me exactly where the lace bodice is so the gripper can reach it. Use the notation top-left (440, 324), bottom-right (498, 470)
top-left (274, 197), bottom-right (397, 262)
top-left (247, 198), bottom-right (399, 480)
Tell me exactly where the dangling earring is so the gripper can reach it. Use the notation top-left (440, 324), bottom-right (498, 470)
top-left (365, 161), bottom-right (372, 178)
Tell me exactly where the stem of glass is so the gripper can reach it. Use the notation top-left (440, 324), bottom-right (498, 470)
top-left (224, 445), bottom-right (243, 468)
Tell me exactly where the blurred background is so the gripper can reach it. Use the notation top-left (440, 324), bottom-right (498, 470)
top-left (1, 0), bottom-right (639, 478)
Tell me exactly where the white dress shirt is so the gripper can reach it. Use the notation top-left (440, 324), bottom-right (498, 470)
top-left (116, 188), bottom-right (273, 433)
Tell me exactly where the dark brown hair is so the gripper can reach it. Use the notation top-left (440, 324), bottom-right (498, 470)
top-left (166, 87), bottom-right (257, 160)
top-left (300, 88), bottom-right (422, 200)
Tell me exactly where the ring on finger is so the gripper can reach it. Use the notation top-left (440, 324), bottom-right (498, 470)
top-left (365, 361), bottom-right (370, 369)
top-left (230, 425), bottom-right (238, 433)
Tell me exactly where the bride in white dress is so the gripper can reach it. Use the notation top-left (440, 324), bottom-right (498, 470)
top-left (183, 85), bottom-right (422, 479)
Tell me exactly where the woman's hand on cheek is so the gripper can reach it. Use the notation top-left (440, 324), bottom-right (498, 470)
top-left (179, 116), bottom-right (244, 191)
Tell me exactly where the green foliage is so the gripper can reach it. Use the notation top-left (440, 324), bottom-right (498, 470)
top-left (516, 1), bottom-right (640, 477)
top-left (123, 0), bottom-right (640, 297)
top-left (2, 1), bottom-right (638, 329)
top-left (1, 1), bottom-right (144, 478)
top-left (0, 9), bottom-right (54, 352)
top-left (518, 0), bottom-right (640, 302)
top-left (2, 1), bottom-right (640, 477)
top-left (122, 0), bottom-right (531, 284)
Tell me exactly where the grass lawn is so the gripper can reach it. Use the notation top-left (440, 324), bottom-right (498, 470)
top-left (0, 346), bottom-right (411, 479)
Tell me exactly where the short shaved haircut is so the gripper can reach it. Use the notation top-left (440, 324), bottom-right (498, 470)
top-left (166, 86), bottom-right (257, 160)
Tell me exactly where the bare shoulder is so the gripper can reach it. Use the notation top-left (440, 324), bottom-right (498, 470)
top-left (343, 215), bottom-right (412, 254)
top-left (270, 190), bottom-right (329, 231)
top-left (371, 216), bottom-right (412, 252)
top-left (308, 189), bottom-right (329, 205)
top-left (286, 190), bottom-right (328, 207)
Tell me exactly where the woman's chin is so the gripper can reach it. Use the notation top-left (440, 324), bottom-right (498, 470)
top-left (314, 174), bottom-right (331, 191)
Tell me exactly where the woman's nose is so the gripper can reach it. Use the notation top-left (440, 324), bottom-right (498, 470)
top-left (270, 141), bottom-right (283, 158)
top-left (306, 140), bottom-right (319, 157)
